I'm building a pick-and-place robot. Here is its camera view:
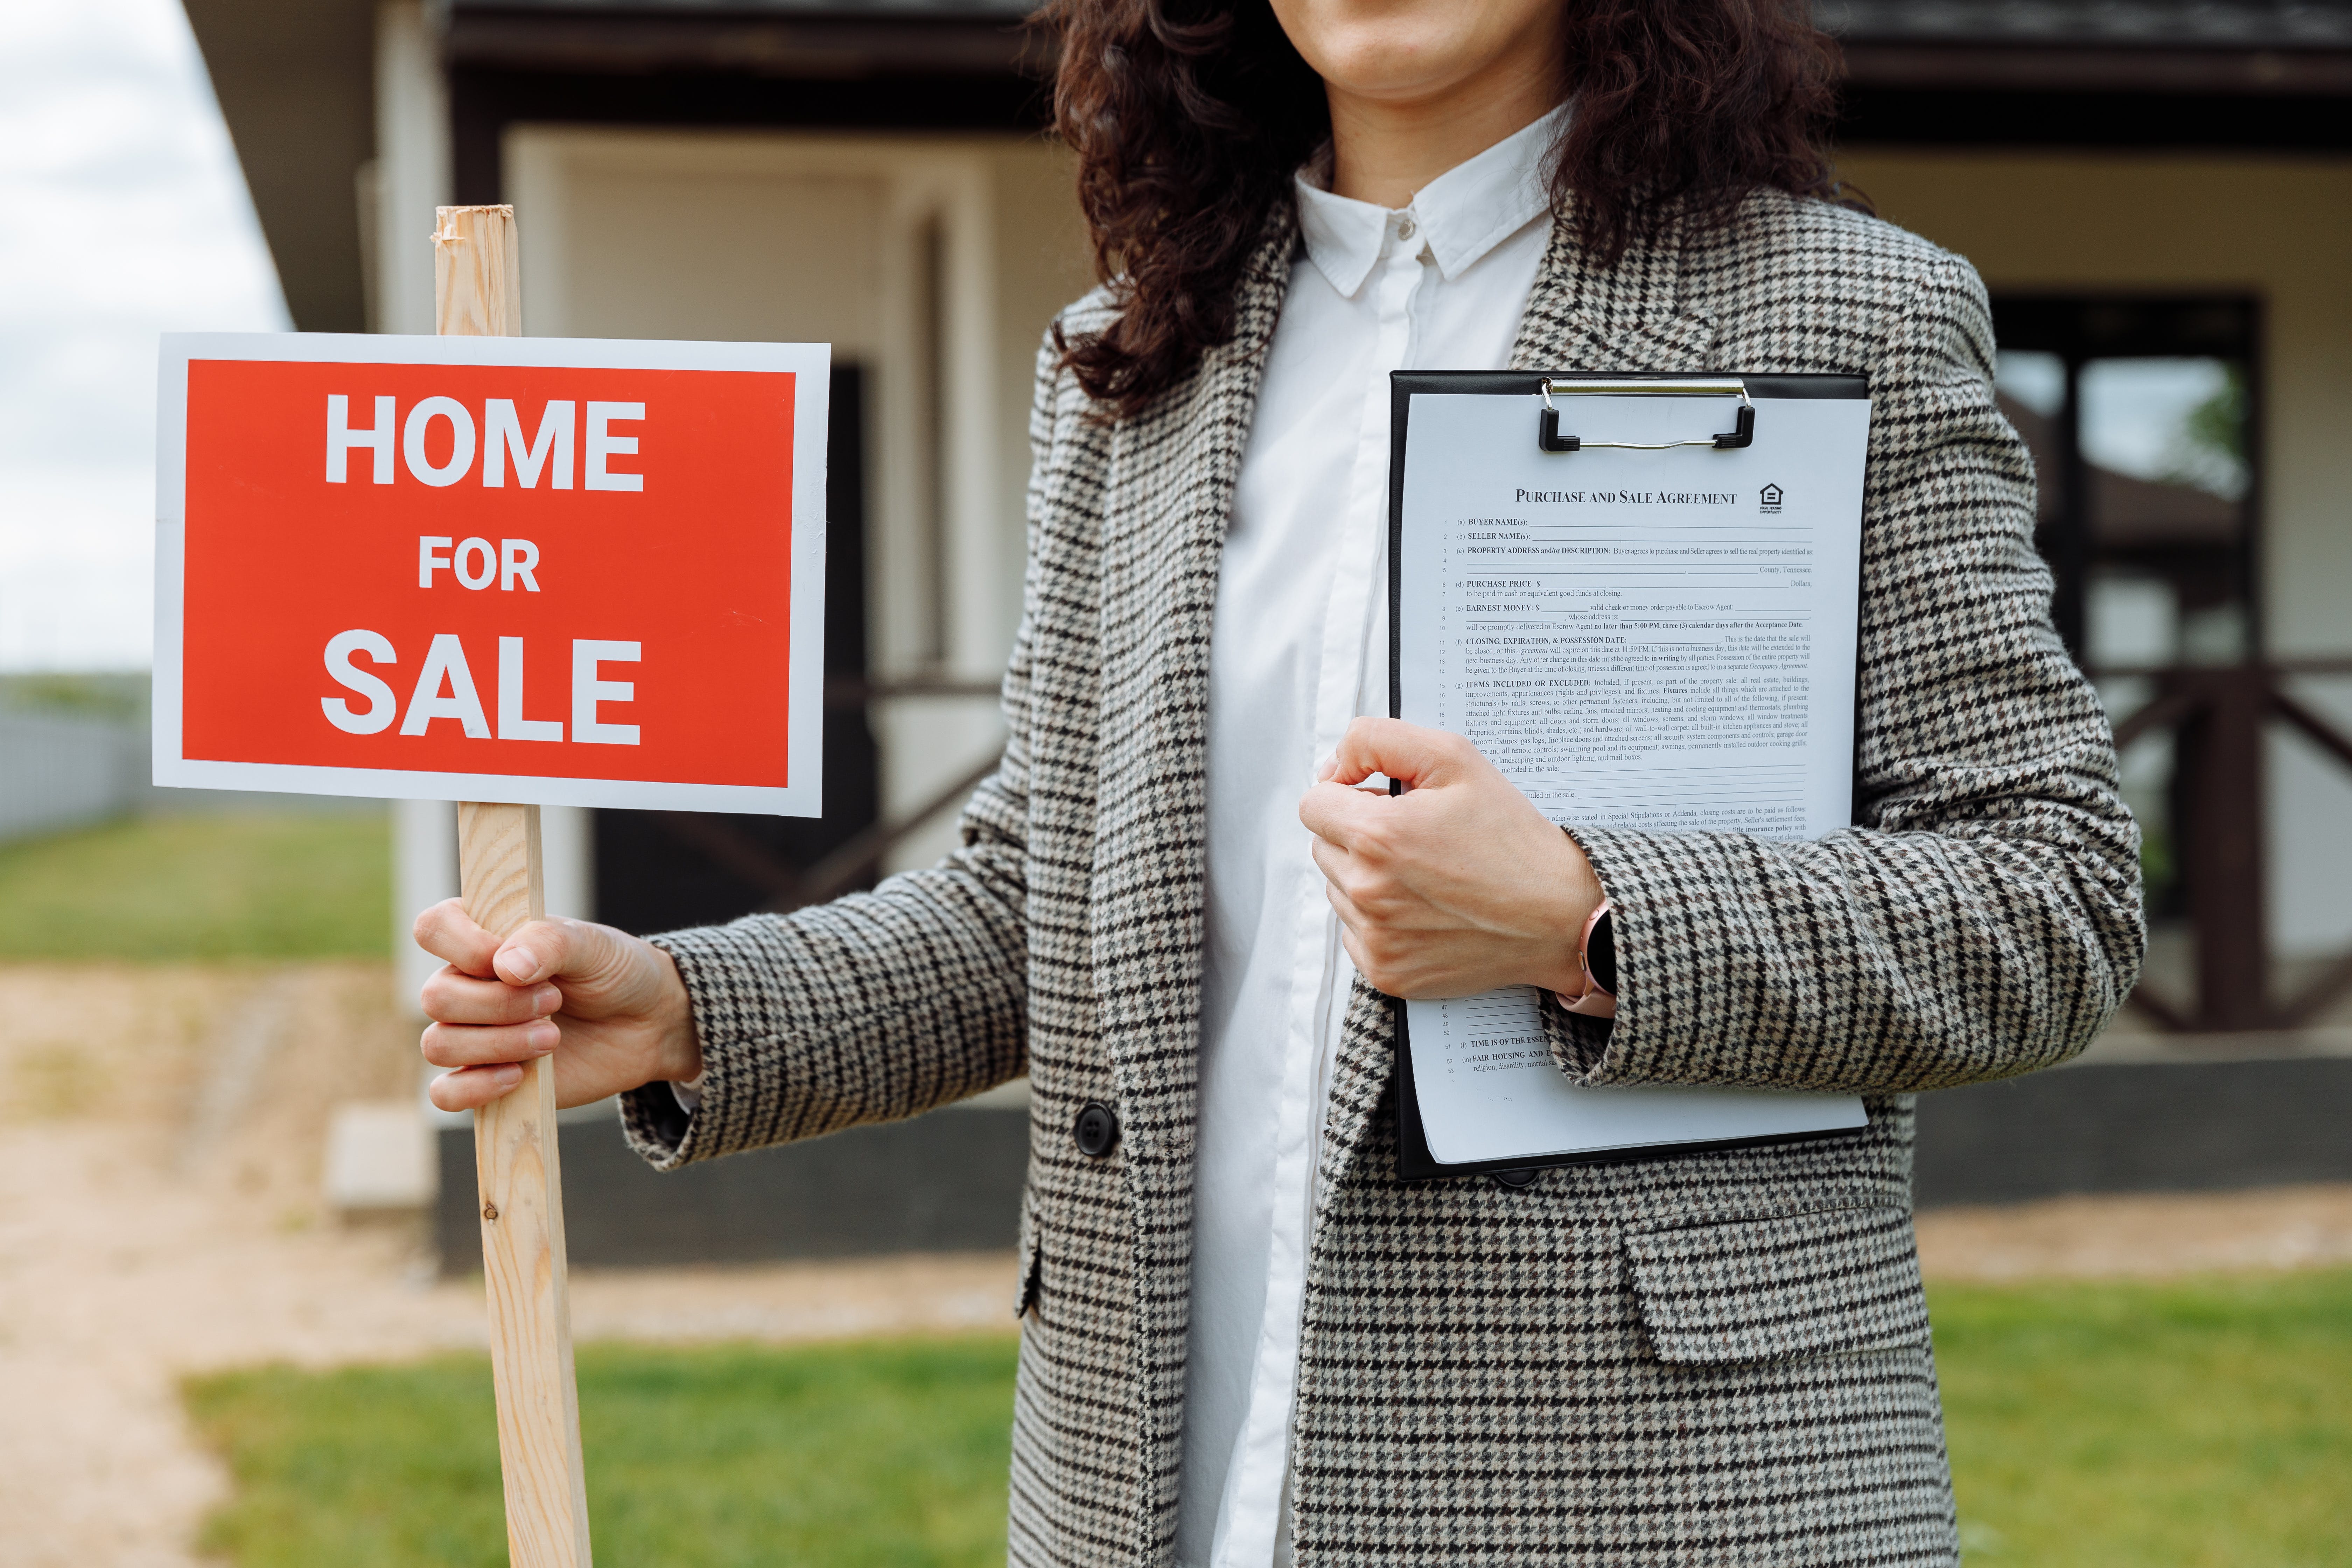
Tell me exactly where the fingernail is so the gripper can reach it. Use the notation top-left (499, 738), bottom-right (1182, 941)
top-left (496, 945), bottom-right (540, 983)
top-left (529, 1021), bottom-right (560, 1052)
top-left (533, 983), bottom-right (562, 1014)
top-left (498, 1063), bottom-right (524, 1084)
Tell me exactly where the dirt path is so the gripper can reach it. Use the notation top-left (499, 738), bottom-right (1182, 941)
top-left (2, 960), bottom-right (2347, 1567)
top-left (0, 964), bottom-right (1017, 1568)
top-left (1916, 1184), bottom-right (2352, 1281)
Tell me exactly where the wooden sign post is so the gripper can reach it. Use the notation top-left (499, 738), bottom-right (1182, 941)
top-left (153, 221), bottom-right (830, 1566)
top-left (435, 204), bottom-right (594, 1568)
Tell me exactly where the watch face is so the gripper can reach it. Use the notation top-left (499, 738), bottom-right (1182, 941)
top-left (1588, 911), bottom-right (1617, 996)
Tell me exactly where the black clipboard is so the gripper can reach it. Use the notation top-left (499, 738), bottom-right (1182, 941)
top-left (1385, 370), bottom-right (1870, 1183)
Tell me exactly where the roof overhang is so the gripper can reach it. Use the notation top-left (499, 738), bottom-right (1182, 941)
top-left (181, 0), bottom-right (377, 331)
top-left (1825, 0), bottom-right (2352, 143)
top-left (444, 0), bottom-right (1044, 77)
top-left (184, 0), bottom-right (2352, 327)
top-left (1825, 1), bottom-right (2343, 145)
top-left (1843, 40), bottom-right (2352, 94)
top-left (443, 0), bottom-right (2352, 96)
top-left (1822, 0), bottom-right (2352, 54)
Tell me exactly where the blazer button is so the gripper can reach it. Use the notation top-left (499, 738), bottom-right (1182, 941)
top-left (1073, 1102), bottom-right (1119, 1158)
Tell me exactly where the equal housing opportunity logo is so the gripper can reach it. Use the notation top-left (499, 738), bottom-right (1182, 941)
top-left (1759, 483), bottom-right (1784, 514)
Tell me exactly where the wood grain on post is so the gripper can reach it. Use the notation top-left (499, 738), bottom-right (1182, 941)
top-left (435, 203), bottom-right (523, 338)
top-left (437, 204), bottom-right (595, 1568)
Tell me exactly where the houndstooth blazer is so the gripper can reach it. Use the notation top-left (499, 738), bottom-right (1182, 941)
top-left (622, 190), bottom-right (2144, 1566)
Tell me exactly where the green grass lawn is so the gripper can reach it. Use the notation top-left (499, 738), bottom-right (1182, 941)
top-left (0, 812), bottom-right (388, 959)
top-left (183, 1271), bottom-right (2352, 1566)
top-left (1935, 1269), bottom-right (2352, 1565)
top-left (187, 1337), bottom-right (1022, 1568)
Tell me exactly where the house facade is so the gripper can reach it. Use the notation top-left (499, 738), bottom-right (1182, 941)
top-left (180, 0), bottom-right (2352, 1258)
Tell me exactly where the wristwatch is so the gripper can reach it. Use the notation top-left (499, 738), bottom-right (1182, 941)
top-left (1557, 898), bottom-right (1618, 1019)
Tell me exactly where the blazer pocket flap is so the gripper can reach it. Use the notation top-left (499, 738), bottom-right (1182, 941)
top-left (1624, 1204), bottom-right (1930, 1365)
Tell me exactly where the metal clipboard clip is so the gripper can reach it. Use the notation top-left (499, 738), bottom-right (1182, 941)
top-left (1536, 376), bottom-right (1755, 453)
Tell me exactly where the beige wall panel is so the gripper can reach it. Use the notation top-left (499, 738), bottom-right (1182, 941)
top-left (1835, 150), bottom-right (2352, 958)
top-left (559, 169), bottom-right (884, 348)
top-left (507, 133), bottom-right (888, 352)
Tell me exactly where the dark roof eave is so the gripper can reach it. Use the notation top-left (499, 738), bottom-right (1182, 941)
top-left (1820, 0), bottom-right (2352, 51)
top-left (180, 0), bottom-right (376, 333)
top-left (1841, 38), bottom-right (2352, 94)
top-left (441, 2), bottom-right (2352, 97)
top-left (444, 4), bottom-right (1049, 78)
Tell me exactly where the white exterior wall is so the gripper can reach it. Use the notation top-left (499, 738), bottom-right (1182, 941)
top-left (1833, 150), bottom-right (2352, 959)
top-left (378, 2), bottom-right (455, 1015)
top-left (372, 1), bottom-right (448, 339)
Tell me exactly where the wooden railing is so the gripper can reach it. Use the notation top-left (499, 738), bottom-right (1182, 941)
top-left (2105, 658), bottom-right (2352, 1032)
top-left (654, 676), bottom-right (1003, 915)
top-left (661, 664), bottom-right (2352, 1034)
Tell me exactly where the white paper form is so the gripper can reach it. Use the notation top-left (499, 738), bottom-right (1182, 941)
top-left (1395, 387), bottom-right (1873, 1166)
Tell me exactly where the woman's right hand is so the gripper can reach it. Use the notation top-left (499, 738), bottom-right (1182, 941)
top-left (414, 899), bottom-right (702, 1113)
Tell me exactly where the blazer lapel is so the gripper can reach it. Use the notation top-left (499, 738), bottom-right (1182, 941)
top-left (1090, 208), bottom-right (1296, 1181)
top-left (1512, 203), bottom-right (1720, 371)
top-left (1314, 204), bottom-right (1720, 1198)
top-left (1086, 210), bottom-right (1297, 1541)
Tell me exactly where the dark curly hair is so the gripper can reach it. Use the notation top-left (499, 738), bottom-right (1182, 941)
top-left (1037, 0), bottom-right (1854, 419)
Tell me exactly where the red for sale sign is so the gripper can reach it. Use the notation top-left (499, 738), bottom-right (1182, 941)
top-left (154, 334), bottom-right (828, 814)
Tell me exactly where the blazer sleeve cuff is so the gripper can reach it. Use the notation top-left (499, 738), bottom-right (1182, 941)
top-left (1541, 827), bottom-right (1654, 1086)
top-left (616, 924), bottom-right (762, 1171)
top-left (1540, 993), bottom-right (1617, 1082)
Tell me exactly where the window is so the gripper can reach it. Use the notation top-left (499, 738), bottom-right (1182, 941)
top-left (1988, 296), bottom-right (2260, 672)
top-left (1991, 295), bottom-right (2261, 937)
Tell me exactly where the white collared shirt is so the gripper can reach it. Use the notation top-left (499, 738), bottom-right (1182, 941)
top-left (1181, 105), bottom-right (1566, 1568)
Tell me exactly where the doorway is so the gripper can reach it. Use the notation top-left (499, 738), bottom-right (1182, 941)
top-left (593, 364), bottom-right (881, 933)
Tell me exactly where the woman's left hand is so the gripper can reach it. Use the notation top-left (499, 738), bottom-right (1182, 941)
top-left (1299, 716), bottom-right (1603, 999)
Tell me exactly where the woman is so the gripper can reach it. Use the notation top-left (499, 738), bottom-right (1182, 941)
top-left (415, 0), bottom-right (2144, 1562)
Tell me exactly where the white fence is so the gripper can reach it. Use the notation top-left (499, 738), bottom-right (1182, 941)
top-left (0, 710), bottom-right (377, 842)
top-left (0, 711), bottom-right (144, 842)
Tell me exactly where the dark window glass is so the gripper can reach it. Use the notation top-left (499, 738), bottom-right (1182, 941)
top-left (1991, 296), bottom-right (2261, 970)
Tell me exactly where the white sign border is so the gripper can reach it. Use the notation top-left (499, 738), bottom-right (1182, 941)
top-left (154, 331), bottom-right (832, 817)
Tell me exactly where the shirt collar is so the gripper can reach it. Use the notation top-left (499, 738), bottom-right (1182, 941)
top-left (1295, 102), bottom-right (1566, 297)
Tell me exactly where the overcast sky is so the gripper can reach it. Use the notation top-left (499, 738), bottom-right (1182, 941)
top-left (0, 0), bottom-right (288, 671)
